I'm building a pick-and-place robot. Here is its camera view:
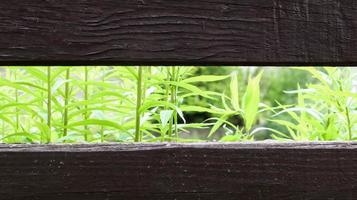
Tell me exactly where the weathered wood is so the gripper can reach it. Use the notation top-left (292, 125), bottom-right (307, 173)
top-left (1, 142), bottom-right (357, 200)
top-left (0, 0), bottom-right (356, 65)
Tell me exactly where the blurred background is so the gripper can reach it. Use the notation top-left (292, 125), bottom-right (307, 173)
top-left (181, 67), bottom-right (315, 140)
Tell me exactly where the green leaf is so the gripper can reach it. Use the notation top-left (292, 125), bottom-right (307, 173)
top-left (175, 107), bottom-right (186, 124)
top-left (249, 127), bottom-right (285, 136)
top-left (208, 114), bottom-right (231, 138)
top-left (51, 79), bottom-right (71, 95)
top-left (161, 81), bottom-right (213, 99)
top-left (220, 134), bottom-right (241, 142)
top-left (33, 121), bottom-right (51, 143)
top-left (160, 110), bottom-right (173, 127)
top-left (0, 79), bottom-right (41, 97)
top-left (0, 114), bottom-right (16, 128)
top-left (13, 81), bottom-right (46, 91)
top-left (140, 100), bottom-right (176, 114)
top-left (230, 71), bottom-right (240, 110)
top-left (242, 71), bottom-right (262, 132)
top-left (182, 75), bottom-right (229, 83)
top-left (180, 105), bottom-right (221, 114)
top-left (1, 132), bottom-right (39, 143)
top-left (24, 68), bottom-right (47, 82)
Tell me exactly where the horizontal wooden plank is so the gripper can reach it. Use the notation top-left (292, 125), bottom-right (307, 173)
top-left (1, 142), bottom-right (357, 199)
top-left (0, 0), bottom-right (356, 65)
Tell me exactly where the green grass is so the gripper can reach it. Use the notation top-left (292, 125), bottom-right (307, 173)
top-left (0, 66), bottom-right (356, 143)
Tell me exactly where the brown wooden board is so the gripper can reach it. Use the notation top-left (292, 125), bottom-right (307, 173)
top-left (0, 0), bottom-right (356, 65)
top-left (0, 142), bottom-right (357, 199)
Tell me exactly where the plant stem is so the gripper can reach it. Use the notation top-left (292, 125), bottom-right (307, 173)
top-left (162, 68), bottom-right (170, 142)
top-left (337, 81), bottom-right (353, 140)
top-left (14, 70), bottom-right (19, 132)
top-left (84, 66), bottom-right (89, 141)
top-left (1, 119), bottom-right (4, 140)
top-left (168, 68), bottom-right (173, 141)
top-left (63, 68), bottom-right (70, 137)
top-left (345, 106), bottom-right (352, 140)
top-left (2, 68), bottom-right (9, 140)
top-left (134, 67), bottom-right (143, 142)
top-left (174, 67), bottom-right (180, 140)
top-left (47, 67), bottom-right (52, 143)
top-left (168, 67), bottom-right (179, 141)
top-left (100, 67), bottom-right (105, 142)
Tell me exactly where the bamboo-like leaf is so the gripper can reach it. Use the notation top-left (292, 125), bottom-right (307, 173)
top-left (180, 105), bottom-right (221, 114)
top-left (230, 71), bottom-right (240, 111)
top-left (208, 114), bottom-right (231, 138)
top-left (160, 110), bottom-right (173, 127)
top-left (182, 75), bottom-right (229, 83)
top-left (242, 71), bottom-right (263, 132)
top-left (160, 81), bottom-right (213, 99)
top-left (24, 68), bottom-right (47, 82)
top-left (0, 132), bottom-right (39, 143)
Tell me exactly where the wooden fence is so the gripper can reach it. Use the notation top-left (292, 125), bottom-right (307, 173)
top-left (0, 0), bottom-right (357, 199)
top-left (0, 0), bottom-right (356, 65)
top-left (2, 142), bottom-right (357, 199)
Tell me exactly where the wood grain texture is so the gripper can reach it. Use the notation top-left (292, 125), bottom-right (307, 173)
top-left (0, 0), bottom-right (356, 65)
top-left (1, 142), bottom-right (357, 199)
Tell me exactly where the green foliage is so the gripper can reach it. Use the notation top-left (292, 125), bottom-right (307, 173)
top-left (200, 70), bottom-right (280, 141)
top-left (0, 66), bottom-right (355, 143)
top-left (0, 67), bottom-right (216, 143)
top-left (272, 67), bottom-right (357, 141)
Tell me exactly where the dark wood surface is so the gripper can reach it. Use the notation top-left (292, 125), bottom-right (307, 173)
top-left (0, 0), bottom-right (356, 65)
top-left (1, 142), bottom-right (357, 200)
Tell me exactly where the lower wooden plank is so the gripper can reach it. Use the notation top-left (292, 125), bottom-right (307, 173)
top-left (0, 142), bottom-right (357, 200)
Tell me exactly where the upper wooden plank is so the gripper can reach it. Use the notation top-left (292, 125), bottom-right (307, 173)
top-left (0, 0), bottom-right (356, 65)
